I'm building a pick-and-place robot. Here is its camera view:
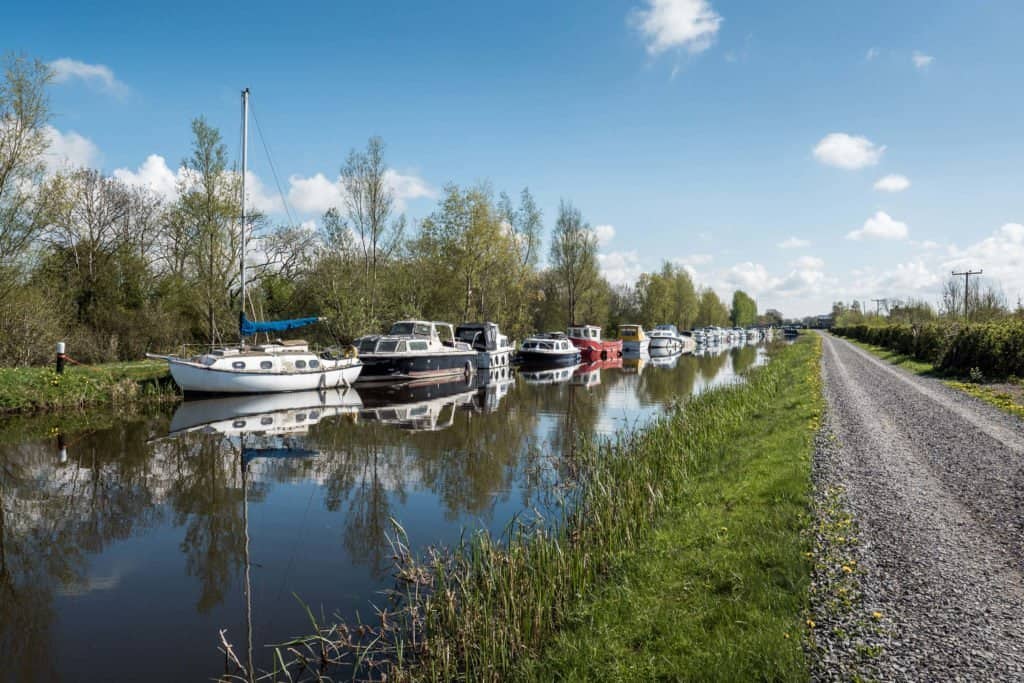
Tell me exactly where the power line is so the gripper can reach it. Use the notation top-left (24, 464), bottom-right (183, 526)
top-left (951, 269), bottom-right (983, 320)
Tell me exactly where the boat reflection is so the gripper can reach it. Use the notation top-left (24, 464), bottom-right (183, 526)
top-left (621, 350), bottom-right (648, 375)
top-left (169, 387), bottom-right (363, 437)
top-left (518, 364), bottom-right (581, 385)
top-left (649, 346), bottom-right (684, 368)
top-left (357, 375), bottom-right (481, 432)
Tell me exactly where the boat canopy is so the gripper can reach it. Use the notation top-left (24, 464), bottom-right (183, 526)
top-left (240, 312), bottom-right (321, 337)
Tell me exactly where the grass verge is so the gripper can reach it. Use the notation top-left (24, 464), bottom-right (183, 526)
top-left (0, 360), bottom-right (177, 414)
top-left (839, 334), bottom-right (1024, 420)
top-left (251, 336), bottom-right (823, 682)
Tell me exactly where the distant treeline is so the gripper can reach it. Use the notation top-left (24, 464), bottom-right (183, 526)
top-left (0, 54), bottom-right (774, 366)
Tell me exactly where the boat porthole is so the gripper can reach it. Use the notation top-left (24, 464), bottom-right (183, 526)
top-left (600, 350), bottom-right (608, 360)
top-left (464, 361), bottom-right (474, 379)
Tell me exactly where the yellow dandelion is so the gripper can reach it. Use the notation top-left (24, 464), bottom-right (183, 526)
top-left (871, 611), bottom-right (883, 621)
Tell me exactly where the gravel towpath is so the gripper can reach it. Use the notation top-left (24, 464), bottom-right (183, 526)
top-left (814, 332), bottom-right (1024, 681)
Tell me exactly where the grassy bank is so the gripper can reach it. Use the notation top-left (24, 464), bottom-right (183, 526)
top-left (260, 336), bottom-right (822, 682)
top-left (0, 360), bottom-right (177, 414)
top-left (843, 336), bottom-right (1024, 420)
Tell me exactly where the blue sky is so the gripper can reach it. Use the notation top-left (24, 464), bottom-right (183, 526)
top-left (6, 0), bottom-right (1024, 316)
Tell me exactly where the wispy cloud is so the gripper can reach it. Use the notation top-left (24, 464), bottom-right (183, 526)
top-left (630, 0), bottom-right (722, 56)
top-left (912, 51), bottom-right (934, 70)
top-left (865, 47), bottom-right (880, 61)
top-left (49, 58), bottom-right (128, 96)
top-left (778, 236), bottom-right (811, 249)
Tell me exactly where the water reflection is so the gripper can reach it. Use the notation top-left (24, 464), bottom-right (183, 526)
top-left (0, 342), bottom-right (768, 682)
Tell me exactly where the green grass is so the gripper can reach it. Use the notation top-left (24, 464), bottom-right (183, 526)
top-left (838, 333), bottom-right (1024, 420)
top-left (518, 336), bottom-right (822, 682)
top-left (266, 336), bottom-right (824, 683)
top-left (0, 359), bottom-right (176, 414)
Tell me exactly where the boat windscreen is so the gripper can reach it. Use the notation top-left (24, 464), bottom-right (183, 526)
top-left (390, 322), bottom-right (432, 336)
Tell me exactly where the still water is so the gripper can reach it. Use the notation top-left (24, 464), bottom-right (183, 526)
top-left (0, 343), bottom-right (766, 682)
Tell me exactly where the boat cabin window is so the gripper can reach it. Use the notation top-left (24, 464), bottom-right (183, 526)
top-left (232, 420), bottom-right (246, 429)
top-left (523, 341), bottom-right (537, 349)
top-left (308, 359), bottom-right (319, 369)
top-left (295, 360), bottom-right (307, 369)
top-left (408, 340), bottom-right (428, 351)
top-left (358, 338), bottom-right (378, 353)
top-left (261, 417), bottom-right (273, 425)
top-left (389, 322), bottom-right (432, 336)
top-left (260, 360), bottom-right (273, 370)
top-left (296, 413), bottom-right (307, 422)
top-left (378, 340), bottom-right (400, 353)
top-left (232, 361), bottom-right (246, 369)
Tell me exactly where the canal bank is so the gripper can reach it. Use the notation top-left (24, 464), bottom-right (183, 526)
top-left (267, 336), bottom-right (822, 681)
top-left (0, 360), bottom-right (176, 414)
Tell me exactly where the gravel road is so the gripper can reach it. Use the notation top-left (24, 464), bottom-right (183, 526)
top-left (814, 332), bottom-right (1024, 681)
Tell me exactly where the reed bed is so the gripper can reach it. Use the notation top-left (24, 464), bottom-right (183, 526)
top-left (223, 337), bottom-right (818, 682)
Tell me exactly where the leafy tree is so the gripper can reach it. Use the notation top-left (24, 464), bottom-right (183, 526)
top-left (730, 290), bottom-right (757, 327)
top-left (549, 200), bottom-right (600, 324)
top-left (0, 54), bottom-right (53, 297)
top-left (695, 287), bottom-right (730, 326)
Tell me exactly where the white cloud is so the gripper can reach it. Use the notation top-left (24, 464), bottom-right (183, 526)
top-left (384, 169), bottom-right (435, 209)
top-left (944, 223), bottom-right (1024, 297)
top-left (912, 52), bottom-right (934, 70)
top-left (113, 154), bottom-right (183, 200)
top-left (777, 236), bottom-right (810, 249)
top-left (724, 262), bottom-right (779, 293)
top-left (846, 211), bottom-right (908, 241)
top-left (598, 250), bottom-right (644, 286)
top-left (49, 58), bottom-right (128, 96)
top-left (813, 133), bottom-right (885, 170)
top-left (791, 255), bottom-right (824, 270)
top-left (593, 224), bottom-right (616, 245)
top-left (873, 174), bottom-right (910, 193)
top-left (287, 173), bottom-right (345, 214)
top-left (630, 0), bottom-right (722, 56)
top-left (43, 126), bottom-right (101, 173)
top-left (865, 47), bottom-right (880, 60)
top-left (287, 169), bottom-right (435, 215)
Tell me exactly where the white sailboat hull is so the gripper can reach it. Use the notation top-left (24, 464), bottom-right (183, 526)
top-left (163, 357), bottom-right (362, 394)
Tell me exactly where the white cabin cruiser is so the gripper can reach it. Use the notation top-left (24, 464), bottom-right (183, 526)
top-left (517, 333), bottom-right (581, 367)
top-left (648, 324), bottom-right (683, 350)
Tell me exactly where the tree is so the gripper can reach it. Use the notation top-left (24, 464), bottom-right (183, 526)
top-left (0, 54), bottom-right (53, 297)
top-left (695, 288), bottom-right (730, 326)
top-left (339, 136), bottom-right (405, 330)
top-left (730, 290), bottom-right (757, 327)
top-left (549, 200), bottom-right (600, 324)
top-left (174, 117), bottom-right (240, 343)
top-left (497, 187), bottom-right (542, 268)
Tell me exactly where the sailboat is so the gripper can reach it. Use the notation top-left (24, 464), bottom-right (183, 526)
top-left (148, 89), bottom-right (362, 394)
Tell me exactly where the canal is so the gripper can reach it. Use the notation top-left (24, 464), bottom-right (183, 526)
top-left (0, 342), bottom-right (767, 682)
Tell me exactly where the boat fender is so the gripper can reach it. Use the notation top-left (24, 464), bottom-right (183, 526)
top-left (344, 345), bottom-right (359, 359)
top-left (464, 360), bottom-right (474, 379)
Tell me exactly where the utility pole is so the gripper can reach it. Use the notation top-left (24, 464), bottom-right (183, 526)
top-left (871, 298), bottom-right (887, 317)
top-left (951, 269), bottom-right (982, 320)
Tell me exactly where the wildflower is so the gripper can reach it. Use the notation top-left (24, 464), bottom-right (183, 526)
top-left (806, 619), bottom-right (816, 629)
top-left (842, 565), bottom-right (853, 574)
top-left (871, 611), bottom-right (883, 621)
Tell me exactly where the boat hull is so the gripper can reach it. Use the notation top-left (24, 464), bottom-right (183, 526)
top-left (167, 359), bottom-right (362, 394)
top-left (622, 339), bottom-right (650, 353)
top-left (569, 337), bottom-right (623, 361)
top-left (516, 350), bottom-right (581, 367)
top-left (477, 348), bottom-right (514, 369)
top-left (357, 351), bottom-right (479, 384)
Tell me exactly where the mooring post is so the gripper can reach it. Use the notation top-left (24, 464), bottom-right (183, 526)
top-left (56, 341), bottom-right (66, 374)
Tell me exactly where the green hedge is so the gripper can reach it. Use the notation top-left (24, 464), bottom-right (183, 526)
top-left (832, 320), bottom-right (1024, 379)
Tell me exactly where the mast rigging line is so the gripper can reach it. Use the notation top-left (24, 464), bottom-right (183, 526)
top-left (249, 99), bottom-right (298, 229)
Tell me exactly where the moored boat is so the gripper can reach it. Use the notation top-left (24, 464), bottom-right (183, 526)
top-left (567, 324), bottom-right (623, 361)
top-left (355, 320), bottom-right (479, 384)
top-left (147, 89), bottom-right (362, 394)
top-left (649, 324), bottom-right (684, 350)
top-left (618, 324), bottom-right (650, 353)
top-left (516, 332), bottom-right (581, 367)
top-left (455, 322), bottom-right (515, 369)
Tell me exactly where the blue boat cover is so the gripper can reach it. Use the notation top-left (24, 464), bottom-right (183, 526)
top-left (240, 312), bottom-right (320, 337)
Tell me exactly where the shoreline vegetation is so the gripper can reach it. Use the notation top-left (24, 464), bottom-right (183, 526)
top-left (0, 360), bottom-right (177, 415)
top-left (833, 329), bottom-right (1024, 420)
top-left (222, 335), bottom-right (822, 682)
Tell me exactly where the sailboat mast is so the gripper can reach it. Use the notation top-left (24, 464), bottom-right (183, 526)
top-left (240, 87), bottom-right (249, 343)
